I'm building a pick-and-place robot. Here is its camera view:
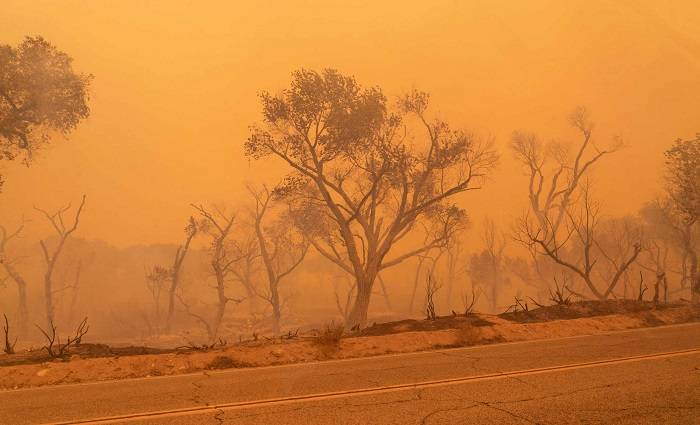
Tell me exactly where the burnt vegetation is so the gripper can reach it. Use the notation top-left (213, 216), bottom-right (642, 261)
top-left (35, 317), bottom-right (89, 359)
top-left (0, 34), bottom-right (698, 364)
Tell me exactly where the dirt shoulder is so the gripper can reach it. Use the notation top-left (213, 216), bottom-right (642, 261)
top-left (1, 301), bottom-right (698, 390)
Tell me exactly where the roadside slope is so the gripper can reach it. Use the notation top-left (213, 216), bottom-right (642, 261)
top-left (0, 301), bottom-right (697, 390)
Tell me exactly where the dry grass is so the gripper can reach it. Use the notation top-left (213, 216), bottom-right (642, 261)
top-left (499, 299), bottom-right (684, 323)
top-left (206, 355), bottom-right (251, 370)
top-left (0, 302), bottom-right (697, 390)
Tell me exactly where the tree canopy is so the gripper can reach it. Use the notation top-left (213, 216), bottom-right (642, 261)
top-left (665, 134), bottom-right (700, 225)
top-left (246, 68), bottom-right (497, 326)
top-left (0, 36), bottom-right (91, 184)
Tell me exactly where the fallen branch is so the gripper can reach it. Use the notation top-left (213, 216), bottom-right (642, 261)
top-left (176, 338), bottom-right (227, 352)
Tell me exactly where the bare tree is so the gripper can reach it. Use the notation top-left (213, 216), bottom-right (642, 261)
top-left (246, 69), bottom-right (497, 327)
top-left (65, 249), bottom-right (94, 325)
top-left (467, 219), bottom-right (509, 312)
top-left (407, 222), bottom-right (454, 315)
top-left (145, 265), bottom-right (170, 331)
top-left (511, 110), bottom-right (647, 300)
top-left (511, 108), bottom-right (621, 295)
top-left (176, 292), bottom-right (215, 344)
top-left (483, 219), bottom-right (507, 310)
top-left (0, 220), bottom-right (29, 333)
top-left (165, 217), bottom-right (197, 332)
top-left (191, 205), bottom-right (241, 342)
top-left (228, 232), bottom-right (260, 315)
top-left (594, 216), bottom-right (645, 299)
top-left (35, 195), bottom-right (86, 327)
top-left (516, 185), bottom-right (641, 299)
top-left (511, 107), bottom-right (619, 237)
top-left (248, 185), bottom-right (309, 336)
top-left (410, 216), bottom-right (467, 314)
top-left (444, 236), bottom-right (466, 312)
top-left (639, 199), bottom-right (693, 301)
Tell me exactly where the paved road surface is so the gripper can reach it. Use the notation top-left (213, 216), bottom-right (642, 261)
top-left (1, 323), bottom-right (699, 424)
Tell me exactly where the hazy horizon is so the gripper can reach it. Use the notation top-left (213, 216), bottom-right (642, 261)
top-left (1, 0), bottom-right (698, 246)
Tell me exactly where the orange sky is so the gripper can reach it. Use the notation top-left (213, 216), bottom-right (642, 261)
top-left (1, 0), bottom-right (699, 246)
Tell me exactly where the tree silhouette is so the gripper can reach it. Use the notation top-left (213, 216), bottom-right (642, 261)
top-left (0, 36), bottom-right (91, 188)
top-left (664, 135), bottom-right (700, 301)
top-left (246, 69), bottom-right (496, 326)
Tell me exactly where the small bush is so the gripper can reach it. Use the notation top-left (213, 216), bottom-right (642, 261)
top-left (453, 325), bottom-right (482, 347)
top-left (206, 355), bottom-right (246, 370)
top-left (314, 321), bottom-right (345, 349)
top-left (35, 317), bottom-right (90, 359)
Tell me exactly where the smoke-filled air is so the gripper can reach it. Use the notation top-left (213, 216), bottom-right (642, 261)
top-left (1, 2), bottom-right (699, 424)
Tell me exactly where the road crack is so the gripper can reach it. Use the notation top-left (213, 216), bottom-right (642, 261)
top-left (476, 401), bottom-right (544, 424)
top-left (188, 372), bottom-right (211, 406)
top-left (213, 408), bottom-right (226, 424)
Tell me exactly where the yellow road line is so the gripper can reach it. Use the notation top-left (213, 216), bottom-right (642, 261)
top-left (45, 347), bottom-right (700, 425)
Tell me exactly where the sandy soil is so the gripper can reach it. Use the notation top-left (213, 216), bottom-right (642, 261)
top-left (0, 301), bottom-right (698, 390)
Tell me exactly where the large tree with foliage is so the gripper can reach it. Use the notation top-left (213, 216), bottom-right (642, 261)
top-left (664, 134), bottom-right (700, 301)
top-left (0, 36), bottom-right (91, 187)
top-left (245, 69), bottom-right (496, 326)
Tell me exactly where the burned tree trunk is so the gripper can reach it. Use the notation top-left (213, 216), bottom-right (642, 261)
top-left (36, 195), bottom-right (86, 328)
top-left (653, 273), bottom-right (662, 304)
top-left (3, 314), bottom-right (17, 354)
top-left (0, 222), bottom-right (30, 334)
top-left (246, 73), bottom-right (494, 329)
top-left (516, 185), bottom-right (642, 301)
top-left (192, 205), bottom-right (240, 343)
top-left (1, 262), bottom-right (28, 334)
top-left (348, 276), bottom-right (374, 327)
top-left (211, 264), bottom-right (230, 340)
top-left (691, 250), bottom-right (700, 303)
top-left (249, 185), bottom-right (308, 337)
top-left (165, 217), bottom-right (197, 332)
top-left (68, 261), bottom-right (82, 324)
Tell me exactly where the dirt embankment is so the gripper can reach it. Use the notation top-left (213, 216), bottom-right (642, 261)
top-left (0, 301), bottom-right (698, 390)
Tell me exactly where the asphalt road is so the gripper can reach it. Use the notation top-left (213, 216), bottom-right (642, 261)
top-left (2, 323), bottom-right (699, 425)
